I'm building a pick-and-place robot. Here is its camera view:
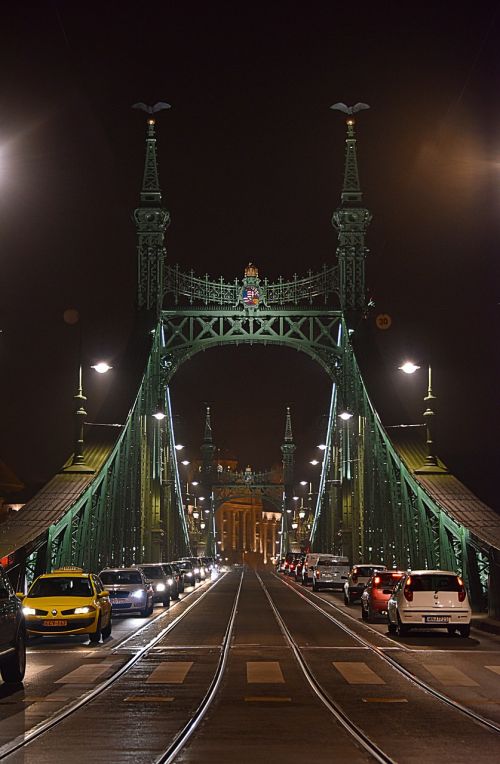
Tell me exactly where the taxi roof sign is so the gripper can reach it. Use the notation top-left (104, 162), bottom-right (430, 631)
top-left (52, 566), bottom-right (85, 573)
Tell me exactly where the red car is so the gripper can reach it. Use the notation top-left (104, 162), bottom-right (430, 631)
top-left (360, 570), bottom-right (405, 621)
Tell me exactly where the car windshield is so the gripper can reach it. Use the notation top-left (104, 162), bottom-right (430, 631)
top-left (317, 559), bottom-right (335, 567)
top-left (29, 577), bottom-right (93, 598)
top-left (140, 566), bottom-right (164, 579)
top-left (100, 571), bottom-right (142, 585)
top-left (409, 574), bottom-right (462, 592)
top-left (174, 561), bottom-right (192, 571)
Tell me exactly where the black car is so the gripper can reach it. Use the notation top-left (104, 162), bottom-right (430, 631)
top-left (0, 566), bottom-right (26, 683)
top-left (170, 562), bottom-right (185, 593)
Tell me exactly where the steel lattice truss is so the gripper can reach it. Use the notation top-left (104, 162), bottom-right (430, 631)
top-left (310, 323), bottom-right (497, 609)
top-left (161, 308), bottom-right (343, 380)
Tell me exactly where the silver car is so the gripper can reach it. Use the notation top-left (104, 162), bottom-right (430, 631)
top-left (99, 568), bottom-right (154, 617)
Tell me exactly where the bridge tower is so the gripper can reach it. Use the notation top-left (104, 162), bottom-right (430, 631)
top-left (331, 105), bottom-right (372, 317)
top-left (281, 406), bottom-right (296, 551)
top-left (134, 109), bottom-right (171, 317)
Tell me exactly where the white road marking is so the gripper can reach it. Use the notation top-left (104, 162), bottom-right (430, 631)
top-left (333, 662), bottom-right (385, 684)
top-left (55, 663), bottom-right (115, 684)
top-left (146, 661), bottom-right (193, 684)
top-left (247, 661), bottom-right (285, 683)
top-left (423, 664), bottom-right (479, 686)
top-left (485, 665), bottom-right (500, 676)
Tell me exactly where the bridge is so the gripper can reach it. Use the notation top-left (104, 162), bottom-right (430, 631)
top-left (1, 106), bottom-right (499, 621)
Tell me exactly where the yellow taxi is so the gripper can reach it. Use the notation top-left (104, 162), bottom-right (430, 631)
top-left (18, 567), bottom-right (112, 643)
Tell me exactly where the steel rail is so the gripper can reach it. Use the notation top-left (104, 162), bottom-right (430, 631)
top-left (154, 570), bottom-right (244, 764)
top-left (257, 573), bottom-right (395, 764)
top-left (279, 574), bottom-right (500, 735)
top-left (0, 574), bottom-right (227, 760)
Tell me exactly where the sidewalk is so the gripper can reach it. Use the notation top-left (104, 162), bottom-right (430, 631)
top-left (472, 614), bottom-right (500, 636)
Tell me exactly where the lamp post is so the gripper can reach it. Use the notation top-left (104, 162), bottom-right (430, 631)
top-left (61, 360), bottom-right (112, 474)
top-left (399, 361), bottom-right (448, 474)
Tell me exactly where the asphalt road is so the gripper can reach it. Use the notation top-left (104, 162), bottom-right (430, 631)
top-left (0, 569), bottom-right (499, 763)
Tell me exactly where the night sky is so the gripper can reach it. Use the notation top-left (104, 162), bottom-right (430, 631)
top-left (0, 2), bottom-right (498, 510)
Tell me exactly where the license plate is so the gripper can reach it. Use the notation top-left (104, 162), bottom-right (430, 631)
top-left (424, 615), bottom-right (449, 623)
top-left (43, 619), bottom-right (67, 627)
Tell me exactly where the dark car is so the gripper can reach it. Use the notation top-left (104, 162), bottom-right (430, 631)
top-left (161, 563), bottom-right (181, 600)
top-left (0, 566), bottom-right (26, 683)
top-left (172, 559), bottom-right (197, 586)
top-left (170, 563), bottom-right (185, 593)
top-left (136, 564), bottom-right (171, 606)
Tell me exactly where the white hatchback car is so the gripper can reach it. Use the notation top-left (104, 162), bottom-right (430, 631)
top-left (387, 570), bottom-right (471, 637)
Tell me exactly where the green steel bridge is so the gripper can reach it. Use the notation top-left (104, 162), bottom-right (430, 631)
top-left (1, 103), bottom-right (499, 618)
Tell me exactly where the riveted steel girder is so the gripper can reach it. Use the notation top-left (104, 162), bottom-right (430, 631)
top-left (161, 308), bottom-right (343, 380)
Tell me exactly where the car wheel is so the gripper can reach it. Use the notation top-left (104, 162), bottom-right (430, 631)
top-left (396, 614), bottom-right (409, 637)
top-left (447, 626), bottom-right (457, 636)
top-left (101, 615), bottom-right (112, 639)
top-left (458, 624), bottom-right (470, 638)
top-left (0, 627), bottom-right (26, 683)
top-left (89, 616), bottom-right (102, 643)
top-left (162, 595), bottom-right (170, 607)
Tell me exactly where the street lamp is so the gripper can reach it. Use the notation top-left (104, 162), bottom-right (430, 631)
top-left (398, 361), bottom-right (448, 474)
top-left (339, 411), bottom-right (353, 421)
top-left (61, 359), bottom-right (112, 474)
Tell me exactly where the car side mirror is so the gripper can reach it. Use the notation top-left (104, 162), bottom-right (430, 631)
top-left (98, 590), bottom-right (109, 598)
top-left (0, 586), bottom-right (9, 600)
top-left (16, 592), bottom-right (25, 600)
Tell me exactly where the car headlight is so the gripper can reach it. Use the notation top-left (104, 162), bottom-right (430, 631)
top-left (23, 606), bottom-right (36, 616)
top-left (156, 583), bottom-right (166, 592)
top-left (167, 578), bottom-right (173, 586)
top-left (132, 590), bottom-right (145, 599)
top-left (74, 606), bottom-right (96, 615)
top-left (186, 572), bottom-right (193, 577)
top-left (194, 568), bottom-right (200, 574)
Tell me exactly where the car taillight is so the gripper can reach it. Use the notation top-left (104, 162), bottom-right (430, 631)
top-left (403, 577), bottom-right (413, 602)
top-left (457, 577), bottom-right (466, 602)
top-left (290, 564), bottom-right (295, 570)
top-left (374, 576), bottom-right (381, 586)
top-left (316, 570), bottom-right (320, 578)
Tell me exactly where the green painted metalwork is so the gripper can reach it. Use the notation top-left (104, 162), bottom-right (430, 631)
top-left (309, 324), bottom-right (497, 609)
top-left (4, 106), bottom-right (499, 621)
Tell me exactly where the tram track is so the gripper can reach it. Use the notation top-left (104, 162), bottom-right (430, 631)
top-left (0, 573), bottom-right (230, 761)
top-left (276, 572), bottom-right (500, 736)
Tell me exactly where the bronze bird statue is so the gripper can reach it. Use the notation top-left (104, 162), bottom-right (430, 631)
top-left (132, 102), bottom-right (171, 114)
top-left (330, 102), bottom-right (370, 114)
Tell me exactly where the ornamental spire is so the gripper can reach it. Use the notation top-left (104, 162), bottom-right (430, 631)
top-left (203, 405), bottom-right (213, 443)
top-left (330, 103), bottom-right (372, 314)
top-left (201, 405), bottom-right (216, 474)
top-left (133, 102), bottom-right (171, 316)
top-left (284, 405), bottom-right (293, 443)
top-left (281, 406), bottom-right (296, 491)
